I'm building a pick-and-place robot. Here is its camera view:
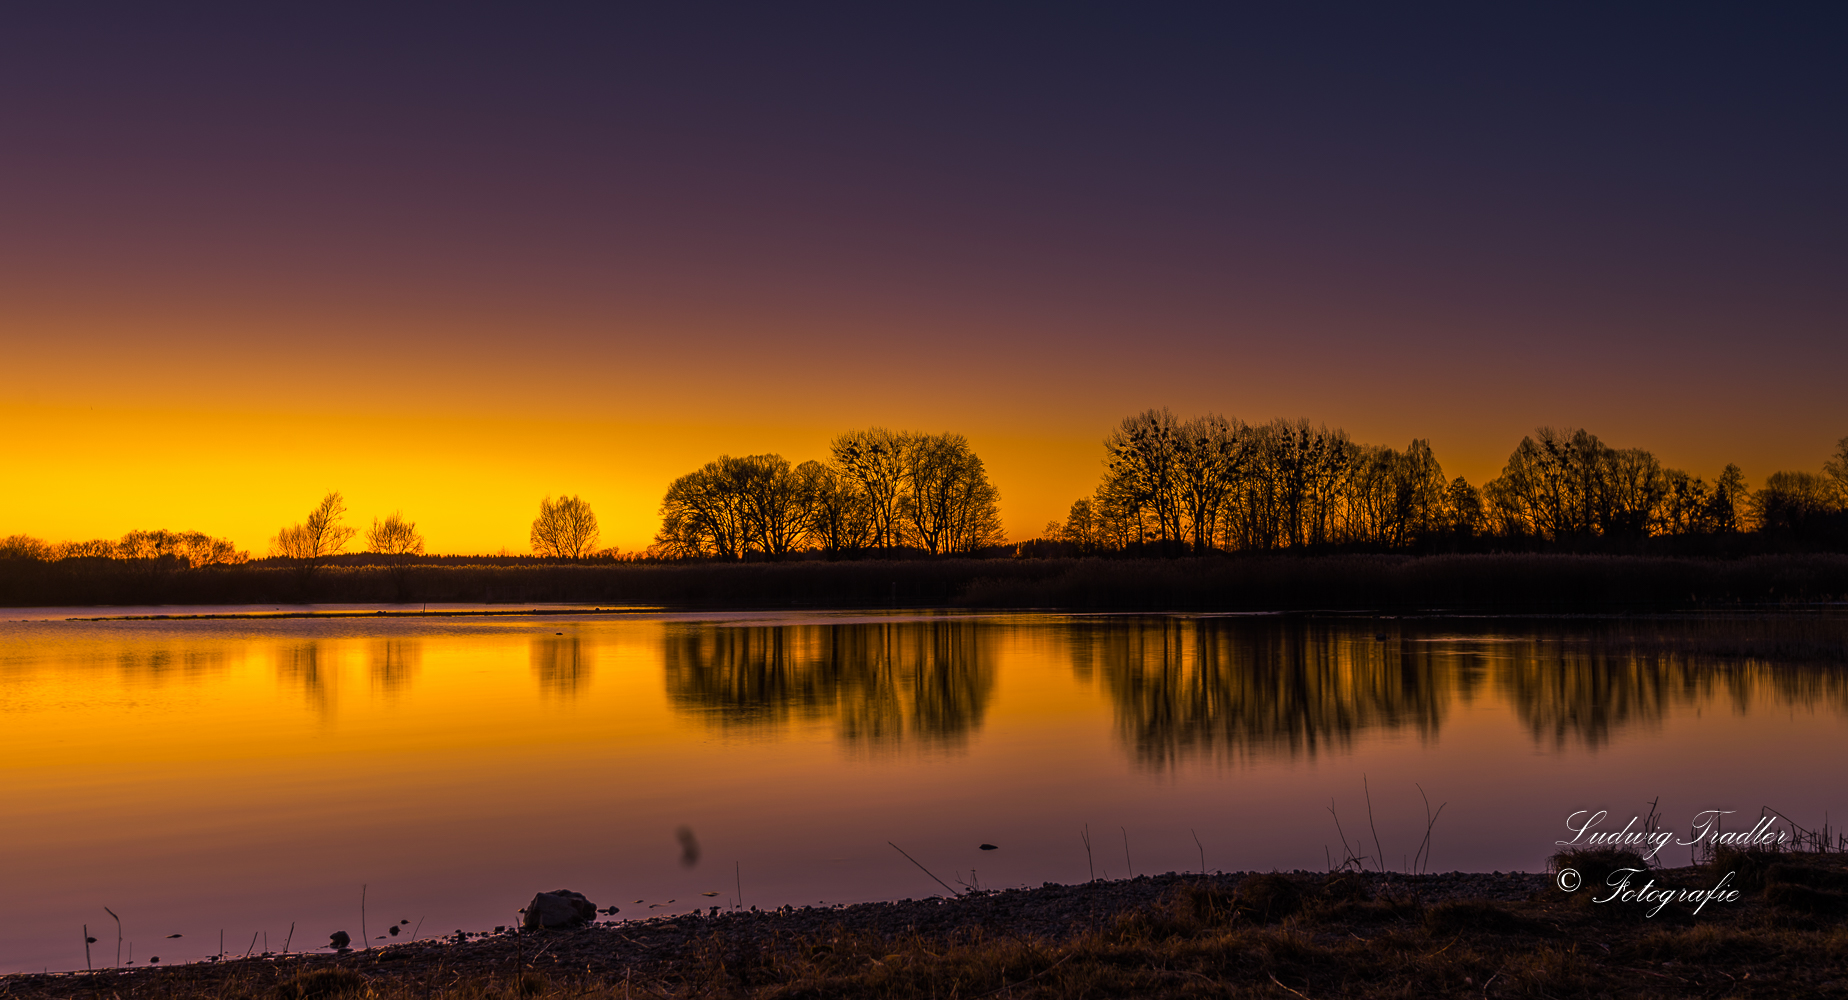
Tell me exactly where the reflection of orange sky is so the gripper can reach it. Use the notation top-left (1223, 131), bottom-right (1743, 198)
top-left (6, 613), bottom-right (1846, 974)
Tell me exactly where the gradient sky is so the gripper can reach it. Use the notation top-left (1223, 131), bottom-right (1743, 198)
top-left (4, 6), bottom-right (1845, 553)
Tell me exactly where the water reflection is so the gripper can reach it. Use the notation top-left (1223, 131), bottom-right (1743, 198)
top-left (664, 621), bottom-right (996, 748)
top-left (1078, 617), bottom-right (1848, 766)
top-left (275, 642), bottom-right (335, 716)
top-left (531, 636), bottom-right (593, 699)
top-left (1490, 625), bottom-right (1848, 750)
top-left (1073, 618), bottom-right (1458, 768)
top-left (110, 645), bottom-right (230, 686)
top-left (369, 640), bottom-right (421, 697)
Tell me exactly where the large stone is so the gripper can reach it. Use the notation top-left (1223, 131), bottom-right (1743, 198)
top-left (522, 889), bottom-right (597, 930)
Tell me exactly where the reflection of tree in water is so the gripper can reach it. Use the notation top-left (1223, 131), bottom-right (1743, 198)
top-left (276, 642), bottom-right (335, 716)
top-left (110, 645), bottom-right (229, 686)
top-left (663, 621), bottom-right (996, 748)
top-left (1084, 615), bottom-right (1848, 763)
top-left (1491, 620), bottom-right (1848, 750)
top-left (532, 636), bottom-right (593, 699)
top-left (369, 639), bottom-right (421, 697)
top-left (1079, 618), bottom-right (1455, 768)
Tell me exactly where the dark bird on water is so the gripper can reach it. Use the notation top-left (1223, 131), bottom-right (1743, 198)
top-left (328, 931), bottom-right (351, 950)
top-left (979, 844), bottom-right (998, 851)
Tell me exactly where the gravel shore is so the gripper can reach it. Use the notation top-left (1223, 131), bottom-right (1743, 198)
top-left (1, 869), bottom-right (1549, 995)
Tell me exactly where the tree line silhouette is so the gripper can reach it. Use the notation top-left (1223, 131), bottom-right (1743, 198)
top-left (1041, 410), bottom-right (1848, 556)
top-left (2, 414), bottom-right (1844, 572)
top-left (651, 428), bottom-right (1006, 559)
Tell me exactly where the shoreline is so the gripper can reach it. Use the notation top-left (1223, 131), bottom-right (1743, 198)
top-left (6, 553), bottom-right (1848, 613)
top-left (6, 862), bottom-right (1844, 997)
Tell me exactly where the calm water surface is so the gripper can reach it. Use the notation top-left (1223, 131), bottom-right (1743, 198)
top-left (4, 608), bottom-right (1845, 973)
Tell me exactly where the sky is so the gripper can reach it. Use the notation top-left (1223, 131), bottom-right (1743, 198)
top-left (3, 6), bottom-right (1845, 554)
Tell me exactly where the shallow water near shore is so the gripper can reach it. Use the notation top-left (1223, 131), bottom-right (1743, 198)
top-left (4, 608), bottom-right (1844, 973)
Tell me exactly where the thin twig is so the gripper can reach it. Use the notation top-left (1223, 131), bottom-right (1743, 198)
top-left (1364, 776), bottom-right (1386, 875)
top-left (1121, 827), bottom-right (1133, 878)
top-left (1269, 971), bottom-right (1317, 999)
top-left (888, 842), bottom-right (960, 896)
top-left (104, 907), bottom-right (122, 968)
top-left (967, 952), bottom-right (1075, 999)
top-left (1192, 828), bottom-right (1206, 875)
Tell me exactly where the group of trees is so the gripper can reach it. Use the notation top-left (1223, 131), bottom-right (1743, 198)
top-left (272, 491), bottom-right (427, 562)
top-left (653, 428), bottom-right (1006, 559)
top-left (0, 529), bottom-right (247, 567)
top-left (1046, 410), bottom-right (1848, 554)
top-left (8, 420), bottom-right (1844, 568)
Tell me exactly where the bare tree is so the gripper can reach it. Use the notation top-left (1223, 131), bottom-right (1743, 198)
top-left (1174, 415), bottom-right (1245, 552)
top-left (797, 460), bottom-right (872, 556)
top-left (657, 458), bottom-right (754, 559)
top-left (121, 529), bottom-right (248, 567)
top-left (0, 535), bottom-right (51, 560)
top-left (1104, 409), bottom-right (1183, 552)
top-left (901, 434), bottom-right (1005, 554)
top-left (531, 495), bottom-right (599, 558)
top-left (367, 512), bottom-right (426, 556)
top-left (1826, 435), bottom-right (1848, 505)
top-left (273, 491), bottom-right (358, 560)
top-left (1708, 464), bottom-right (1750, 533)
top-left (831, 428), bottom-right (911, 551)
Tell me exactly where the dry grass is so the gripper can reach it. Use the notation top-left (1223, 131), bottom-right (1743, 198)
top-left (11, 860), bottom-right (1848, 999)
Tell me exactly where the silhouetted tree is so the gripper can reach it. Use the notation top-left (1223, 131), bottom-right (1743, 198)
top-left (366, 512), bottom-right (425, 556)
top-left (0, 535), bottom-right (51, 560)
top-left (1708, 464), bottom-right (1750, 533)
top-left (656, 455), bottom-right (802, 559)
top-left (273, 491), bottom-right (357, 560)
top-left (1752, 471), bottom-right (1838, 534)
top-left (797, 459), bottom-right (872, 556)
top-left (1826, 435), bottom-right (1848, 505)
top-left (735, 455), bottom-right (810, 556)
top-left (1444, 477), bottom-right (1485, 537)
top-left (119, 529), bottom-right (247, 567)
top-left (1105, 409), bottom-right (1184, 552)
top-left (831, 428), bottom-right (911, 551)
top-left (1484, 428), bottom-right (1666, 542)
top-left (531, 495), bottom-right (599, 558)
top-left (1175, 415), bottom-right (1245, 553)
top-left (1049, 498), bottom-right (1102, 553)
top-left (900, 433), bottom-right (1005, 554)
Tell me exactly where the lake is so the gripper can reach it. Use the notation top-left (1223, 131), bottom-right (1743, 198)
top-left (3, 607), bottom-right (1844, 973)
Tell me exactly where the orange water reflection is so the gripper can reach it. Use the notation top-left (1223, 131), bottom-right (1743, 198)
top-left (2, 611), bottom-right (1844, 974)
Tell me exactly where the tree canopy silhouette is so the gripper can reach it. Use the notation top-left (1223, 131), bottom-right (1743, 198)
top-left (366, 512), bottom-right (425, 556)
top-left (531, 495), bottom-right (599, 558)
top-left (655, 430), bottom-right (1004, 559)
top-left (272, 491), bottom-right (356, 560)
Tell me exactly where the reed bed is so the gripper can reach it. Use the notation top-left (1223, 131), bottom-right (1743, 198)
top-left (4, 553), bottom-right (1848, 610)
